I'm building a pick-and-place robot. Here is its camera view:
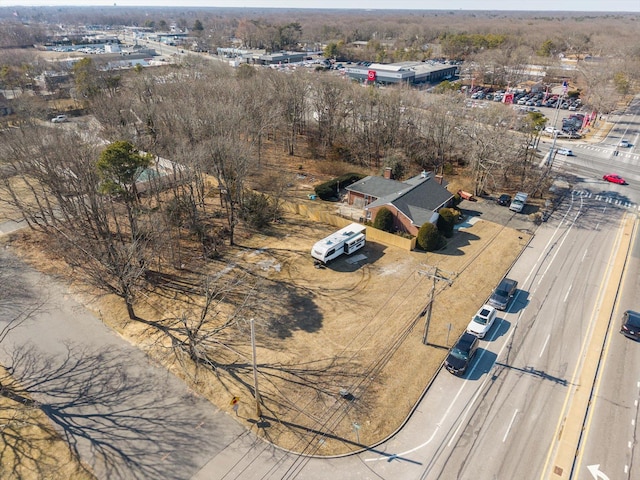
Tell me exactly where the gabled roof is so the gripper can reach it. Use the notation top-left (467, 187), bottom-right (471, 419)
top-left (356, 172), bottom-right (453, 227)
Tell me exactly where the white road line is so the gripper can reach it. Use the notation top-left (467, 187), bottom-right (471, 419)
top-left (632, 419), bottom-right (635, 426)
top-left (503, 409), bottom-right (519, 442)
top-left (629, 441), bottom-right (633, 449)
top-left (564, 284), bottom-right (572, 303)
top-left (540, 334), bottom-right (550, 358)
top-left (582, 249), bottom-right (588, 263)
top-left (625, 465), bottom-right (629, 474)
top-left (376, 199), bottom-right (583, 462)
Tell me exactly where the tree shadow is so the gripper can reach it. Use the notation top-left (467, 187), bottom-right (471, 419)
top-left (437, 230), bottom-right (481, 256)
top-left (1, 342), bottom-right (231, 480)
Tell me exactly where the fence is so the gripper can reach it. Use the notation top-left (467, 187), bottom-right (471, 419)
top-left (280, 199), bottom-right (416, 252)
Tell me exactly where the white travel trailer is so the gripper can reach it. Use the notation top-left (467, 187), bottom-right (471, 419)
top-left (311, 223), bottom-right (366, 264)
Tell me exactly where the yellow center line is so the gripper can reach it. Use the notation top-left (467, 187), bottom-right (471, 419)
top-left (539, 213), bottom-right (636, 479)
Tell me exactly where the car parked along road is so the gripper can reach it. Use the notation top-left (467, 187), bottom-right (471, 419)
top-left (445, 332), bottom-right (479, 376)
top-left (488, 278), bottom-right (518, 311)
top-left (466, 304), bottom-right (497, 339)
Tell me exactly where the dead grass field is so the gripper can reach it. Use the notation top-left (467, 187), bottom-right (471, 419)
top-left (1, 139), bottom-right (532, 459)
top-left (8, 207), bottom-right (530, 457)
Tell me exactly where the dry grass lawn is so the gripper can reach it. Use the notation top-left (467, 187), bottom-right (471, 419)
top-left (1, 139), bottom-right (532, 459)
top-left (8, 207), bottom-right (530, 457)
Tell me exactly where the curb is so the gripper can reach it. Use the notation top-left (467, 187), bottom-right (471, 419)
top-left (545, 213), bottom-right (637, 479)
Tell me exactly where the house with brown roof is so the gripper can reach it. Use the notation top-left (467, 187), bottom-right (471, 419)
top-left (346, 169), bottom-right (454, 236)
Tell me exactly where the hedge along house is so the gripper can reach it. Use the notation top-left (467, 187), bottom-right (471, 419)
top-left (346, 169), bottom-right (454, 236)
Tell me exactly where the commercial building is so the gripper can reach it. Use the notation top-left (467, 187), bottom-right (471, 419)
top-left (345, 61), bottom-right (458, 86)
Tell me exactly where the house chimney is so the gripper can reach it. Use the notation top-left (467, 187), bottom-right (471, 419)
top-left (384, 167), bottom-right (393, 179)
top-left (435, 174), bottom-right (444, 184)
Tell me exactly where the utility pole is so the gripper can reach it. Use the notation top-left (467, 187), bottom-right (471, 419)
top-left (250, 319), bottom-right (262, 418)
top-left (418, 266), bottom-right (454, 345)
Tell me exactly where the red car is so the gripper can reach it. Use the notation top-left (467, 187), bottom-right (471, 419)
top-left (603, 174), bottom-right (627, 185)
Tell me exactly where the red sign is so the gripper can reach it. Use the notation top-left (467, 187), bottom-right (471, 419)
top-left (367, 70), bottom-right (376, 81)
top-left (502, 92), bottom-right (515, 104)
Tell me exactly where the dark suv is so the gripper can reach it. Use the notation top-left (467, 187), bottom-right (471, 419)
top-left (488, 278), bottom-right (518, 311)
top-left (620, 310), bottom-right (640, 341)
top-left (444, 332), bottom-right (479, 376)
top-left (497, 194), bottom-right (512, 206)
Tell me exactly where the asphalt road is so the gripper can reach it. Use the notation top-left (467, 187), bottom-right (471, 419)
top-left (0, 248), bottom-right (247, 480)
top-left (574, 217), bottom-right (640, 480)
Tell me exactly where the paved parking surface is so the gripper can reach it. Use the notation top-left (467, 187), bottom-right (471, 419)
top-left (458, 196), bottom-right (539, 235)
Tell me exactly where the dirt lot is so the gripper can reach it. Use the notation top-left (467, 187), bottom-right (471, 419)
top-left (60, 208), bottom-right (529, 456)
top-left (1, 140), bottom-right (533, 457)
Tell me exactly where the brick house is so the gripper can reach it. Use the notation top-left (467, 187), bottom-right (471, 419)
top-left (346, 169), bottom-right (454, 236)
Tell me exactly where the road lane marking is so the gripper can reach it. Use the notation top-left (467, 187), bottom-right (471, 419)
top-left (563, 285), bottom-right (572, 303)
top-left (538, 208), bottom-right (581, 285)
top-left (373, 198), bottom-right (584, 464)
top-left (582, 249), bottom-right (588, 263)
top-left (560, 214), bottom-right (637, 479)
top-left (540, 334), bottom-right (550, 357)
top-left (540, 214), bottom-right (632, 480)
top-left (446, 206), bottom-right (581, 449)
top-left (503, 409), bottom-right (519, 442)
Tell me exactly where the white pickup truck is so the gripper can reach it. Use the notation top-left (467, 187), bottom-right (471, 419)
top-left (509, 192), bottom-right (528, 213)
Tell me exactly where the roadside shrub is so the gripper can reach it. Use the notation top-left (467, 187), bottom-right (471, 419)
top-left (417, 222), bottom-right (443, 251)
top-left (437, 208), bottom-right (456, 238)
top-left (314, 172), bottom-right (365, 200)
top-left (452, 193), bottom-right (463, 207)
top-left (373, 207), bottom-right (394, 232)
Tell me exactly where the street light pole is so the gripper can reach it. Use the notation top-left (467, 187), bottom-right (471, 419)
top-left (546, 85), bottom-right (565, 168)
top-left (250, 318), bottom-right (263, 418)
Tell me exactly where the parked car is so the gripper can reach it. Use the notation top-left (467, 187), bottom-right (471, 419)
top-left (557, 148), bottom-right (574, 156)
top-left (603, 174), bottom-right (627, 185)
top-left (466, 304), bottom-right (498, 339)
top-left (488, 278), bottom-right (518, 311)
top-left (51, 114), bottom-right (68, 123)
top-left (620, 310), bottom-right (640, 341)
top-left (620, 139), bottom-right (632, 148)
top-left (444, 332), bottom-right (479, 376)
top-left (497, 194), bottom-right (512, 206)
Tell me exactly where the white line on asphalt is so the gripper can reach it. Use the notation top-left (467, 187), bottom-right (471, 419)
top-left (564, 284), bottom-right (572, 303)
top-left (538, 208), bottom-right (581, 285)
top-left (503, 409), bottom-right (519, 442)
top-left (629, 441), bottom-right (632, 449)
top-left (373, 198), bottom-right (582, 463)
top-left (632, 419), bottom-right (635, 426)
top-left (540, 334), bottom-right (550, 358)
top-left (582, 249), bottom-right (588, 263)
top-left (625, 465), bottom-right (629, 474)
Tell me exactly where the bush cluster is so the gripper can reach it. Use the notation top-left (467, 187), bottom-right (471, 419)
top-left (314, 172), bottom-right (365, 200)
top-left (373, 207), bottom-right (394, 232)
